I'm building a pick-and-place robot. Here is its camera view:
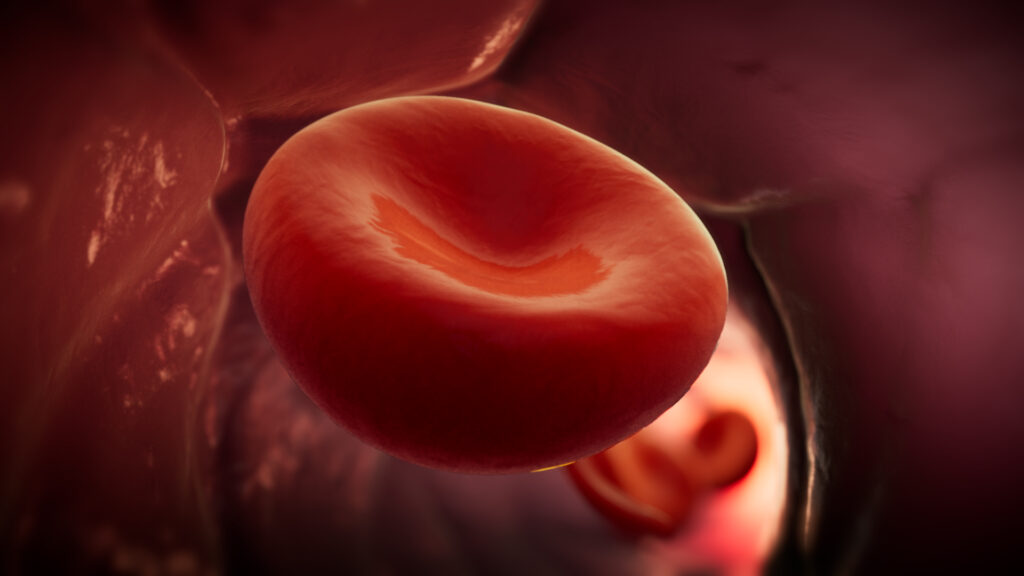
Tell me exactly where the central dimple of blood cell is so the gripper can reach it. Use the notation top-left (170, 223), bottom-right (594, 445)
top-left (371, 194), bottom-right (610, 297)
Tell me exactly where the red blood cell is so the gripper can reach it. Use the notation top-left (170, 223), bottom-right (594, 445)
top-left (694, 410), bottom-right (759, 488)
top-left (243, 95), bottom-right (727, 473)
top-left (567, 437), bottom-right (699, 537)
top-left (146, 0), bottom-right (541, 116)
top-left (566, 398), bottom-right (764, 536)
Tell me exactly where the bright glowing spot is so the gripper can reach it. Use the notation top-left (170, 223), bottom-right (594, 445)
top-left (468, 14), bottom-right (526, 73)
top-left (167, 306), bottom-right (197, 340)
top-left (152, 141), bottom-right (178, 189)
top-left (532, 461), bottom-right (575, 473)
top-left (87, 230), bottom-right (102, 266)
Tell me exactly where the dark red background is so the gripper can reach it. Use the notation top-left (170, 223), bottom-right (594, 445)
top-left (2, 1), bottom-right (1022, 573)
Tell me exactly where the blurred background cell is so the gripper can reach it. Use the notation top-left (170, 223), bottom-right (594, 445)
top-left (143, 0), bottom-right (541, 117)
top-left (0, 15), bottom-right (228, 575)
top-left (695, 410), bottom-right (759, 489)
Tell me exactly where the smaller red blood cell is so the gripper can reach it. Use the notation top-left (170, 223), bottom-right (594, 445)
top-left (568, 405), bottom-right (762, 535)
top-left (694, 410), bottom-right (758, 488)
top-left (567, 436), bottom-right (699, 537)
